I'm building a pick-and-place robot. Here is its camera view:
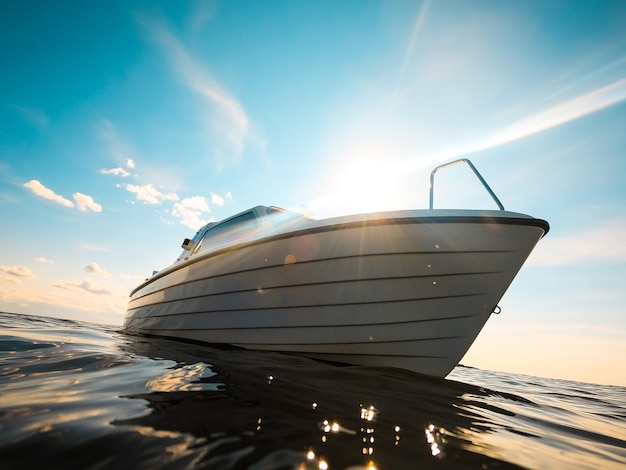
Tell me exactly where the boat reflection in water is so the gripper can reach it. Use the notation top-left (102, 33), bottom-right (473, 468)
top-left (113, 336), bottom-right (525, 469)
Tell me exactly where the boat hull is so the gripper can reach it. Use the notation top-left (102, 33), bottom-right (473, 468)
top-left (124, 212), bottom-right (548, 377)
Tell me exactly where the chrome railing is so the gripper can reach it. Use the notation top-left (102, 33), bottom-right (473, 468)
top-left (429, 158), bottom-right (505, 210)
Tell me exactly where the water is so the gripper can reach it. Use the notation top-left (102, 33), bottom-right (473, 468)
top-left (1, 312), bottom-right (625, 469)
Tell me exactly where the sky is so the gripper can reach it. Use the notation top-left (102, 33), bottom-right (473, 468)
top-left (1, 0), bottom-right (625, 386)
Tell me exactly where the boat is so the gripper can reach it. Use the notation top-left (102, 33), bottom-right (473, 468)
top-left (124, 159), bottom-right (549, 378)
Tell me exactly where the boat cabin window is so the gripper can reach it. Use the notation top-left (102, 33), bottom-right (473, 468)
top-left (193, 211), bottom-right (258, 255)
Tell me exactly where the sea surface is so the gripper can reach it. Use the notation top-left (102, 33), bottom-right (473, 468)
top-left (1, 312), bottom-right (625, 469)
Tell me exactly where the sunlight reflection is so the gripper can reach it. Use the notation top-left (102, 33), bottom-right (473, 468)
top-left (359, 403), bottom-right (378, 459)
top-left (360, 405), bottom-right (377, 421)
top-left (131, 425), bottom-right (182, 439)
top-left (425, 423), bottom-right (447, 457)
top-left (146, 362), bottom-right (219, 392)
top-left (310, 404), bottom-right (384, 469)
top-left (20, 409), bottom-right (107, 435)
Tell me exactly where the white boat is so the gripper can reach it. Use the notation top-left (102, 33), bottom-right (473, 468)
top-left (124, 159), bottom-right (549, 378)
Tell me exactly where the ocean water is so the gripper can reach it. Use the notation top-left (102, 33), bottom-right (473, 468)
top-left (1, 312), bottom-right (625, 469)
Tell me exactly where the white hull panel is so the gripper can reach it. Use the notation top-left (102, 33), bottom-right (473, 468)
top-left (125, 212), bottom-right (548, 377)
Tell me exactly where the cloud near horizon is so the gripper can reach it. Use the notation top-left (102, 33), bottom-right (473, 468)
top-left (1, 266), bottom-right (35, 278)
top-left (54, 279), bottom-right (112, 296)
top-left (528, 218), bottom-right (626, 266)
top-left (84, 262), bottom-right (110, 277)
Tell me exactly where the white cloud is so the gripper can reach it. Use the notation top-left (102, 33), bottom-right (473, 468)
top-left (23, 180), bottom-right (102, 213)
top-left (126, 158), bottom-right (135, 169)
top-left (73, 193), bottom-right (102, 212)
top-left (125, 183), bottom-right (179, 204)
top-left (84, 262), bottom-right (109, 277)
top-left (100, 167), bottom-right (131, 177)
top-left (528, 218), bottom-right (626, 266)
top-left (0, 266), bottom-right (35, 278)
top-left (172, 196), bottom-right (211, 229)
top-left (34, 257), bottom-right (53, 263)
top-left (23, 180), bottom-right (74, 208)
top-left (54, 279), bottom-right (112, 296)
top-left (211, 192), bottom-right (224, 206)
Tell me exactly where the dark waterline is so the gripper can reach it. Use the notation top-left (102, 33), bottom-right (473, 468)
top-left (1, 312), bottom-right (625, 469)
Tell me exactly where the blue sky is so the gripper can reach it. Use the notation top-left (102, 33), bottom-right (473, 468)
top-left (1, 0), bottom-right (625, 386)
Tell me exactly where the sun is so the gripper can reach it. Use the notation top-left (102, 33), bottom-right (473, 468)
top-left (330, 156), bottom-right (403, 215)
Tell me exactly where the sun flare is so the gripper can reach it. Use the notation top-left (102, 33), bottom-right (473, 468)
top-left (331, 157), bottom-right (403, 215)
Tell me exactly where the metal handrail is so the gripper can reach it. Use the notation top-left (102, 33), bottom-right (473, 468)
top-left (429, 158), bottom-right (505, 210)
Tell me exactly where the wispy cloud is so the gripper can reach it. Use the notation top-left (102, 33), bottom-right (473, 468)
top-left (187, 0), bottom-right (216, 32)
top-left (54, 279), bottom-right (112, 296)
top-left (99, 120), bottom-right (137, 167)
top-left (406, 76), bottom-right (626, 172)
top-left (399, 0), bottom-right (430, 80)
top-left (0, 266), bottom-right (35, 278)
top-left (140, 16), bottom-right (251, 165)
top-left (476, 77), bottom-right (626, 151)
top-left (172, 196), bottom-right (211, 229)
top-left (12, 104), bottom-right (49, 129)
top-left (79, 243), bottom-right (111, 252)
top-left (125, 183), bottom-right (178, 204)
top-left (34, 257), bottom-right (53, 264)
top-left (100, 167), bottom-right (131, 177)
top-left (528, 218), bottom-right (626, 266)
